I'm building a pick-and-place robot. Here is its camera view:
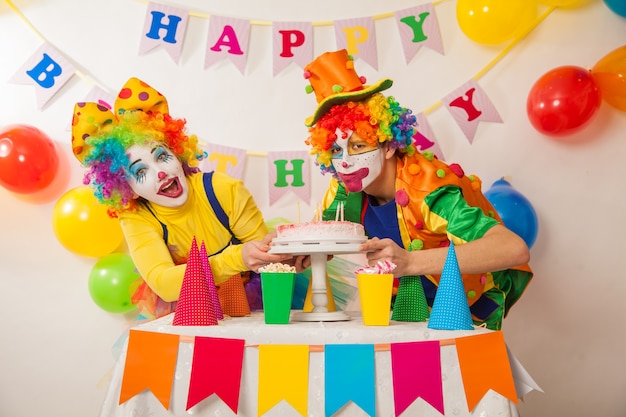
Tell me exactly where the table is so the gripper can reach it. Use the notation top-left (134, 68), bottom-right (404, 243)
top-left (99, 311), bottom-right (538, 417)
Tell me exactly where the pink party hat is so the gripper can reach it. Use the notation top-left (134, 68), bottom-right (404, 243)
top-left (427, 241), bottom-right (474, 330)
top-left (200, 240), bottom-right (223, 320)
top-left (173, 237), bottom-right (218, 326)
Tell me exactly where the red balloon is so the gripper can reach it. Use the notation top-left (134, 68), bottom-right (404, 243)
top-left (0, 124), bottom-right (59, 194)
top-left (526, 66), bottom-right (602, 137)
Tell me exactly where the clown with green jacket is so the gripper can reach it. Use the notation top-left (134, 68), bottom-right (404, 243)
top-left (302, 50), bottom-right (533, 330)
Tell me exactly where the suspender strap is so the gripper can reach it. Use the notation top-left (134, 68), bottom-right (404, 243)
top-left (203, 172), bottom-right (241, 245)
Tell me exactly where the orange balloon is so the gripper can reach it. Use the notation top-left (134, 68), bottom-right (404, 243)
top-left (592, 45), bottom-right (626, 112)
top-left (52, 186), bottom-right (124, 257)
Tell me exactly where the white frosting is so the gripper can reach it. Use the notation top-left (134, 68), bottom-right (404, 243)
top-left (276, 221), bottom-right (365, 238)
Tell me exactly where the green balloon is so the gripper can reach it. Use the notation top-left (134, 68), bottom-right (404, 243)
top-left (88, 253), bottom-right (141, 314)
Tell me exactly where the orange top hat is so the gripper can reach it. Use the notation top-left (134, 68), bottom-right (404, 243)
top-left (303, 49), bottom-right (393, 127)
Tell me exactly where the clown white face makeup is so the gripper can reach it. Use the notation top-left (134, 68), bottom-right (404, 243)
top-left (126, 143), bottom-right (189, 207)
top-left (331, 130), bottom-right (384, 192)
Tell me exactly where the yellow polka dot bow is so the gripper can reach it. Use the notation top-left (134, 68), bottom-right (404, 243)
top-left (71, 77), bottom-right (169, 164)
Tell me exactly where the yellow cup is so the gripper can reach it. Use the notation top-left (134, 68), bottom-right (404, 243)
top-left (357, 273), bottom-right (393, 326)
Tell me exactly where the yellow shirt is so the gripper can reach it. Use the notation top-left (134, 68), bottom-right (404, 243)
top-left (119, 172), bottom-right (268, 302)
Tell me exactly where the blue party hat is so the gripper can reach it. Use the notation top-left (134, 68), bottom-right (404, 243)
top-left (427, 241), bottom-right (474, 330)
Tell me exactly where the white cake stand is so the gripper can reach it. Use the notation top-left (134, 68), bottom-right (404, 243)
top-left (269, 236), bottom-right (366, 322)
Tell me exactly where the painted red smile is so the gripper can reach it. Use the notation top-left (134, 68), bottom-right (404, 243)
top-left (338, 167), bottom-right (369, 192)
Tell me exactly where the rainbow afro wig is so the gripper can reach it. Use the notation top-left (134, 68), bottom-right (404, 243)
top-left (81, 111), bottom-right (205, 217)
top-left (305, 93), bottom-right (417, 178)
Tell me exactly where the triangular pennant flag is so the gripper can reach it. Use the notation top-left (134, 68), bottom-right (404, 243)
top-left (442, 79), bottom-right (503, 144)
top-left (173, 237), bottom-right (218, 326)
top-left (9, 42), bottom-right (75, 110)
top-left (395, 4), bottom-right (444, 64)
top-left (390, 341), bottom-right (444, 416)
top-left (200, 241), bottom-right (223, 320)
top-left (187, 336), bottom-right (245, 412)
top-left (325, 344), bottom-right (376, 417)
top-left (267, 150), bottom-right (311, 206)
top-left (391, 275), bottom-right (429, 322)
top-left (456, 332), bottom-right (518, 411)
top-left (258, 344), bottom-right (309, 417)
top-left (414, 113), bottom-right (445, 161)
top-left (205, 15), bottom-right (250, 74)
top-left (201, 143), bottom-right (247, 180)
top-left (139, 1), bottom-right (189, 63)
top-left (334, 17), bottom-right (379, 70)
top-left (507, 345), bottom-right (544, 398)
top-left (428, 241), bottom-right (474, 330)
top-left (272, 21), bottom-right (313, 77)
top-left (119, 330), bottom-right (179, 409)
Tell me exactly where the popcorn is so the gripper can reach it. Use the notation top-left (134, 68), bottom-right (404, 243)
top-left (259, 262), bottom-right (296, 273)
top-left (355, 260), bottom-right (397, 275)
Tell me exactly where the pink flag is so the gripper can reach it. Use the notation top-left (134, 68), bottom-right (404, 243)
top-left (395, 4), bottom-right (444, 64)
top-left (442, 79), bottom-right (503, 144)
top-left (201, 143), bottom-right (247, 180)
top-left (272, 21), bottom-right (313, 76)
top-left (199, 240), bottom-right (223, 320)
top-left (205, 15), bottom-right (250, 74)
top-left (390, 341), bottom-right (444, 416)
top-left (414, 113), bottom-right (445, 161)
top-left (9, 42), bottom-right (75, 110)
top-left (267, 150), bottom-right (311, 206)
top-left (139, 2), bottom-right (189, 63)
top-left (334, 17), bottom-right (378, 70)
top-left (186, 336), bottom-right (245, 411)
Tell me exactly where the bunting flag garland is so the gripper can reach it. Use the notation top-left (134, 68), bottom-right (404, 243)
top-left (7, 0), bottom-right (557, 207)
top-left (390, 340), bottom-right (444, 416)
top-left (325, 344), bottom-right (376, 417)
top-left (119, 329), bottom-right (180, 409)
top-left (187, 336), bottom-right (245, 412)
top-left (442, 79), bottom-right (503, 144)
top-left (414, 112), bottom-right (445, 161)
top-left (335, 16), bottom-right (378, 70)
top-left (140, 1), bottom-right (189, 63)
top-left (456, 331), bottom-right (518, 412)
top-left (117, 329), bottom-right (535, 415)
top-left (205, 14), bottom-right (251, 74)
top-left (9, 42), bottom-right (75, 109)
top-left (258, 344), bottom-right (310, 417)
top-left (272, 21), bottom-right (313, 77)
top-left (267, 150), bottom-right (311, 206)
top-left (200, 143), bottom-right (248, 181)
top-left (395, 3), bottom-right (444, 64)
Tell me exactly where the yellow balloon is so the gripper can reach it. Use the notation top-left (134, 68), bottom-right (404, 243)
top-left (592, 45), bottom-right (626, 112)
top-left (52, 186), bottom-right (124, 257)
top-left (456, 0), bottom-right (538, 45)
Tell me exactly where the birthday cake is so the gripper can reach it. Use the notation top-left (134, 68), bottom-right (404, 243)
top-left (275, 220), bottom-right (365, 241)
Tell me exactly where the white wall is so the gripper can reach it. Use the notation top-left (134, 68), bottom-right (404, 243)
top-left (1, 1), bottom-right (625, 416)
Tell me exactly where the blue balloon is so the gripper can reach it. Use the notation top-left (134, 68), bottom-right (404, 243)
top-left (604, 0), bottom-right (626, 18)
top-left (484, 178), bottom-right (538, 248)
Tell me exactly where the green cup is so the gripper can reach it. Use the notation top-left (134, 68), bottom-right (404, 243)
top-left (261, 272), bottom-right (296, 324)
